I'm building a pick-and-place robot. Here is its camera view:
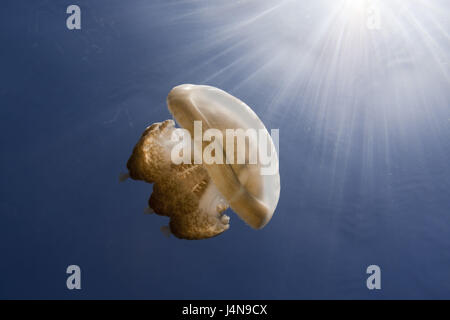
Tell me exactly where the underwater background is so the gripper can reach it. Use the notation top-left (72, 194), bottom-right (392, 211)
top-left (1, 0), bottom-right (449, 299)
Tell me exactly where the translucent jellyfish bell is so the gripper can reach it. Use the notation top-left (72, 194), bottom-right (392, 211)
top-left (125, 84), bottom-right (280, 240)
top-left (168, 84), bottom-right (280, 228)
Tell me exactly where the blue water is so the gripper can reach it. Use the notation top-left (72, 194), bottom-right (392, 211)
top-left (1, 0), bottom-right (449, 299)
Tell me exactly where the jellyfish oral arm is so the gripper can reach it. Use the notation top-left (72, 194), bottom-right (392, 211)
top-left (126, 119), bottom-right (230, 240)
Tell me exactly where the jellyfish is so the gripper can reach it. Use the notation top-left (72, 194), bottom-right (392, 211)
top-left (123, 84), bottom-right (280, 240)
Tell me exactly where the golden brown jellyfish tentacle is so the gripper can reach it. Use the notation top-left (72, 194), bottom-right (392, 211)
top-left (126, 119), bottom-right (230, 240)
top-left (126, 120), bottom-right (175, 183)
